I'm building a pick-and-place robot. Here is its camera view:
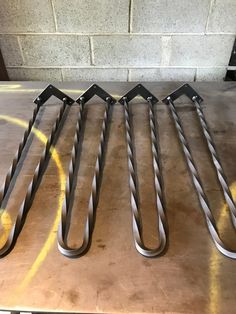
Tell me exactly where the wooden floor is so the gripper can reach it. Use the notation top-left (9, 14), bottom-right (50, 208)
top-left (0, 82), bottom-right (236, 313)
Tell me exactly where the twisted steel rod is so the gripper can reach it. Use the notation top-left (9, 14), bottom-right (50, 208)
top-left (0, 100), bottom-right (42, 206)
top-left (0, 99), bottom-right (70, 257)
top-left (193, 97), bottom-right (236, 228)
top-left (166, 97), bottom-right (236, 259)
top-left (123, 97), bottom-right (167, 257)
top-left (58, 97), bottom-right (112, 257)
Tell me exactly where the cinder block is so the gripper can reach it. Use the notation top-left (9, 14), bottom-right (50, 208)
top-left (129, 68), bottom-right (195, 81)
top-left (62, 68), bottom-right (127, 81)
top-left (92, 36), bottom-right (162, 66)
top-left (169, 35), bottom-right (235, 66)
top-left (54, 0), bottom-right (129, 33)
top-left (196, 68), bottom-right (227, 81)
top-left (207, 0), bottom-right (236, 33)
top-left (0, 35), bottom-right (23, 66)
top-left (132, 0), bottom-right (210, 33)
top-left (0, 0), bottom-right (55, 33)
top-left (20, 35), bottom-right (90, 66)
top-left (7, 68), bottom-right (62, 81)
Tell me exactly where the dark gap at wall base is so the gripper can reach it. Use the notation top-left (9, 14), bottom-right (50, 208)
top-left (0, 49), bottom-right (9, 81)
top-left (225, 38), bottom-right (236, 81)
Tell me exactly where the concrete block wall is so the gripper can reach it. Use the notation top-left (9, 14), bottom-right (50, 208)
top-left (0, 0), bottom-right (235, 82)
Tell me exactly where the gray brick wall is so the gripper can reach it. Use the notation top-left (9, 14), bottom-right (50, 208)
top-left (0, 0), bottom-right (235, 82)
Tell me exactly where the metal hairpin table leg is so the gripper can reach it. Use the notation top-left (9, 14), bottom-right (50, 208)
top-left (119, 84), bottom-right (167, 258)
top-left (58, 84), bottom-right (116, 258)
top-left (0, 85), bottom-right (74, 257)
top-left (163, 83), bottom-right (236, 259)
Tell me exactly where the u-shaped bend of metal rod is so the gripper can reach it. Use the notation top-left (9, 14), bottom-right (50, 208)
top-left (58, 84), bottom-right (116, 258)
top-left (0, 85), bottom-right (74, 257)
top-left (163, 84), bottom-right (236, 259)
top-left (119, 84), bottom-right (167, 258)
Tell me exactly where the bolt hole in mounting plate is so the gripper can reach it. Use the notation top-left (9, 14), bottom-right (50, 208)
top-left (162, 83), bottom-right (203, 104)
top-left (118, 84), bottom-right (159, 105)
